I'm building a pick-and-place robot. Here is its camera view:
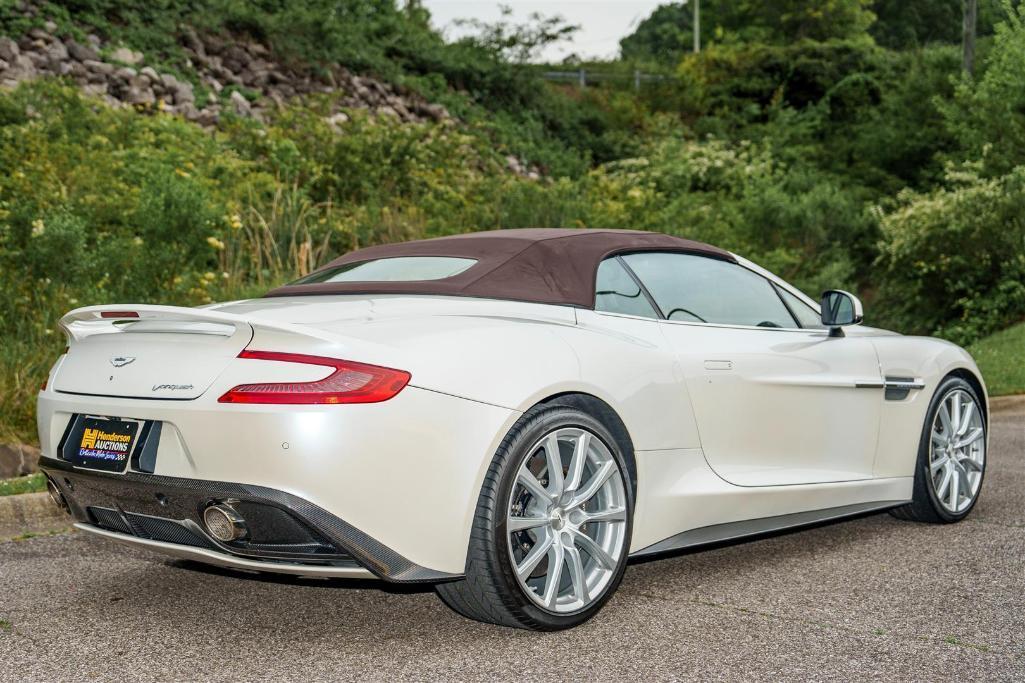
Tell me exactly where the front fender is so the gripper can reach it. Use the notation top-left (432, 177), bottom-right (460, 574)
top-left (870, 335), bottom-right (987, 478)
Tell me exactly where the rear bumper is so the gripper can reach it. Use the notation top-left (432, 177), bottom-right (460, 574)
top-left (75, 524), bottom-right (375, 579)
top-left (37, 386), bottom-right (519, 575)
top-left (41, 456), bottom-right (456, 582)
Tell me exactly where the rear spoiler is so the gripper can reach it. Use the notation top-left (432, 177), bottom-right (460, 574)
top-left (59, 304), bottom-right (342, 344)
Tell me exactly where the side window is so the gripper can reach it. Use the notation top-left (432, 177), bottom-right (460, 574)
top-left (621, 252), bottom-right (798, 328)
top-left (775, 285), bottom-right (826, 329)
top-left (594, 258), bottom-right (659, 319)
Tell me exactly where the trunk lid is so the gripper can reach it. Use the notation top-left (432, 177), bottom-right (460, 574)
top-left (56, 306), bottom-right (254, 400)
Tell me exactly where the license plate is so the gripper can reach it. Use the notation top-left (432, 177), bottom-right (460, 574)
top-left (65, 417), bottom-right (140, 473)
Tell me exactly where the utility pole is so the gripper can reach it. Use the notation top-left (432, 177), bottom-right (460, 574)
top-left (693, 0), bottom-right (701, 53)
top-left (963, 0), bottom-right (977, 76)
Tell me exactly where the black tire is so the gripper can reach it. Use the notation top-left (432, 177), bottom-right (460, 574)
top-left (436, 404), bottom-right (634, 630)
top-left (890, 376), bottom-right (986, 524)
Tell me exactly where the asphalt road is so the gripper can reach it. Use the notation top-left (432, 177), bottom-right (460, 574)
top-left (2, 402), bottom-right (1023, 681)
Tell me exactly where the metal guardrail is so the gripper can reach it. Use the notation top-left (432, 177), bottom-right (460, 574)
top-left (541, 69), bottom-right (672, 91)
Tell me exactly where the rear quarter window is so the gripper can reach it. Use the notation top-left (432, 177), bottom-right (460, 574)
top-left (292, 257), bottom-right (477, 284)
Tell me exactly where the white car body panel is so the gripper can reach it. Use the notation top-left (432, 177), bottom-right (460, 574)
top-left (38, 261), bottom-right (987, 579)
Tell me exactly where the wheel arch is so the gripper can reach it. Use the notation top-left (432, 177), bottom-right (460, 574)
top-left (533, 391), bottom-right (638, 498)
top-left (945, 367), bottom-right (989, 425)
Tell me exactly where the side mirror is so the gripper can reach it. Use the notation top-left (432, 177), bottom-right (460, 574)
top-left (820, 290), bottom-right (863, 337)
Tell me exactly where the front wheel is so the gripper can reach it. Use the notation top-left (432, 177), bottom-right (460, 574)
top-left (436, 405), bottom-right (633, 630)
top-left (891, 376), bottom-right (987, 523)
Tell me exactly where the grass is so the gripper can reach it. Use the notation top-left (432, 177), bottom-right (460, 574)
top-left (969, 322), bottom-right (1025, 396)
top-left (0, 618), bottom-right (11, 632)
top-left (0, 473), bottom-right (46, 497)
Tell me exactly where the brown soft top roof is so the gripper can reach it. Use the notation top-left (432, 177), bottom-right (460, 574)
top-left (264, 228), bottom-right (735, 308)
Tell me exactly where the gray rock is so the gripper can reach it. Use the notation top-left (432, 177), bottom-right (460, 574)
top-left (43, 20), bottom-right (57, 33)
top-left (176, 102), bottom-right (199, 120)
top-left (66, 40), bottom-right (98, 62)
top-left (87, 33), bottom-right (101, 48)
top-left (10, 54), bottom-right (35, 77)
top-left (83, 59), bottom-right (113, 75)
top-left (419, 103), bottom-right (449, 121)
top-left (376, 105), bottom-right (399, 119)
top-left (110, 47), bottom-right (143, 65)
top-left (160, 73), bottom-right (178, 89)
top-left (27, 28), bottom-right (50, 42)
top-left (0, 58), bottom-right (7, 71)
top-left (326, 111), bottom-right (349, 131)
top-left (139, 66), bottom-right (159, 81)
top-left (67, 61), bottom-right (88, 80)
top-left (0, 443), bottom-right (41, 478)
top-left (172, 83), bottom-right (195, 105)
top-left (81, 82), bottom-right (107, 97)
top-left (114, 66), bottom-right (137, 80)
top-left (181, 27), bottom-right (205, 57)
top-left (229, 89), bottom-right (251, 117)
top-left (126, 80), bottom-right (155, 105)
top-left (0, 37), bottom-right (19, 63)
top-left (25, 51), bottom-right (47, 69)
top-left (193, 107), bottom-right (220, 127)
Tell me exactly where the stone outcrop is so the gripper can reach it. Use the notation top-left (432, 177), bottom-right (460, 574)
top-left (0, 23), bottom-right (451, 128)
top-left (0, 443), bottom-right (41, 478)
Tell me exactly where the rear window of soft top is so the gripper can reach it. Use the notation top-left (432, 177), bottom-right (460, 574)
top-left (291, 256), bottom-right (477, 284)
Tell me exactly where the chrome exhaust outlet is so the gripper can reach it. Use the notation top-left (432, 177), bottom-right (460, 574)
top-left (46, 477), bottom-right (69, 513)
top-left (202, 503), bottom-right (248, 542)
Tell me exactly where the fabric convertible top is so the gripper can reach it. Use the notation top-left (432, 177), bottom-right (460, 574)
top-left (264, 228), bottom-right (735, 309)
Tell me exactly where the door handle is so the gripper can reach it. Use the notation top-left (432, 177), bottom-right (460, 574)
top-left (704, 360), bottom-right (733, 371)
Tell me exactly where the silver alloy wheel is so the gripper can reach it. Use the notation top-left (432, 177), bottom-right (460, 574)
top-left (929, 388), bottom-right (986, 513)
top-left (506, 427), bottom-right (628, 614)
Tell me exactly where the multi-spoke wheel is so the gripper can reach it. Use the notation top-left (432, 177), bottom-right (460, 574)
top-left (507, 427), bottom-right (628, 613)
top-left (892, 376), bottom-right (987, 523)
top-left (436, 404), bottom-right (633, 630)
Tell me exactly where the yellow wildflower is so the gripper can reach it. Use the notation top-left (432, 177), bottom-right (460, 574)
top-left (206, 236), bottom-right (225, 250)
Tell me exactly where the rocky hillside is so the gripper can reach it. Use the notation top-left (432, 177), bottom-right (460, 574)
top-left (0, 18), bottom-right (451, 128)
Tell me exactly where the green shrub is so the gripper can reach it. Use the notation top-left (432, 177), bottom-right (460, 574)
top-left (875, 165), bottom-right (1025, 344)
top-left (943, 3), bottom-right (1025, 177)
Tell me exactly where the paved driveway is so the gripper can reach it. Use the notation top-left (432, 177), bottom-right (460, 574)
top-left (2, 402), bottom-right (1023, 681)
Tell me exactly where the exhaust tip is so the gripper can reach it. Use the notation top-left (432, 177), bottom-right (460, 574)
top-left (46, 477), bottom-right (68, 513)
top-left (203, 503), bottom-right (248, 542)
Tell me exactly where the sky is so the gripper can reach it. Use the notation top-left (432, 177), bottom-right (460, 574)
top-left (421, 1), bottom-right (669, 63)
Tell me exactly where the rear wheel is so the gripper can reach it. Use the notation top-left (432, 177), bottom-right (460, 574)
top-left (436, 405), bottom-right (633, 630)
top-left (891, 376), bottom-right (986, 523)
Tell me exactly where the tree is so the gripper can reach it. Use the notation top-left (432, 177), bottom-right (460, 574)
top-left (943, 2), bottom-right (1025, 176)
top-left (620, 1), bottom-right (876, 65)
top-left (964, 0), bottom-right (978, 74)
top-left (869, 0), bottom-right (1016, 49)
top-left (870, 0), bottom-right (963, 48)
top-left (453, 4), bottom-right (579, 64)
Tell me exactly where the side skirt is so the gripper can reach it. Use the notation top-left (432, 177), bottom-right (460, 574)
top-left (630, 500), bottom-right (909, 558)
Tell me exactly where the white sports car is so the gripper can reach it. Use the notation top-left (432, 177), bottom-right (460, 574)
top-left (38, 229), bottom-right (988, 630)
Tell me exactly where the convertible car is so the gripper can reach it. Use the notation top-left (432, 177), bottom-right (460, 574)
top-left (38, 229), bottom-right (987, 630)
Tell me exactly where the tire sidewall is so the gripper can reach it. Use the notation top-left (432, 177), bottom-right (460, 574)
top-left (918, 377), bottom-right (986, 522)
top-left (491, 406), bottom-right (634, 630)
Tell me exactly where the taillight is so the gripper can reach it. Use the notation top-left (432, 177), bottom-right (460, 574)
top-left (100, 311), bottom-right (139, 318)
top-left (218, 350), bottom-right (411, 405)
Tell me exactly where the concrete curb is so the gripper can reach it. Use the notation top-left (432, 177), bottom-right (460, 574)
top-left (0, 491), bottom-right (72, 540)
top-left (991, 394), bottom-right (1025, 415)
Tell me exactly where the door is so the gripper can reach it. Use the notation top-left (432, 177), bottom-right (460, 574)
top-left (620, 252), bottom-right (884, 487)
